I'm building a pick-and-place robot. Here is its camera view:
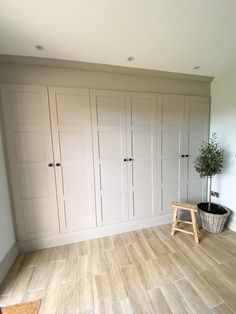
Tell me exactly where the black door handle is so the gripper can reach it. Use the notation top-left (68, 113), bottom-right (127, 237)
top-left (48, 163), bottom-right (54, 167)
top-left (128, 158), bottom-right (133, 161)
top-left (123, 158), bottom-right (128, 162)
top-left (56, 163), bottom-right (62, 166)
top-left (185, 154), bottom-right (189, 157)
top-left (181, 155), bottom-right (185, 158)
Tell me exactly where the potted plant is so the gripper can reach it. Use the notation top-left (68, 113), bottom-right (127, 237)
top-left (194, 133), bottom-right (230, 233)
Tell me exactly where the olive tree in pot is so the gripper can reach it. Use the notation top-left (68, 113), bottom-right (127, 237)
top-left (194, 133), bottom-right (230, 233)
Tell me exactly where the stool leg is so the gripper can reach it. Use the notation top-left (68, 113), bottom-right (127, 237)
top-left (191, 210), bottom-right (199, 243)
top-left (195, 215), bottom-right (200, 238)
top-left (171, 207), bottom-right (178, 236)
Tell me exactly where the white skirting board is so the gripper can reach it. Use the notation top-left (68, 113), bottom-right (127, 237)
top-left (0, 242), bottom-right (19, 284)
top-left (18, 214), bottom-right (173, 252)
top-left (227, 217), bottom-right (236, 232)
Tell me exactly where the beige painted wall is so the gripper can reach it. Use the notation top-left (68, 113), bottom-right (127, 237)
top-left (0, 120), bottom-right (15, 262)
top-left (211, 71), bottom-right (236, 231)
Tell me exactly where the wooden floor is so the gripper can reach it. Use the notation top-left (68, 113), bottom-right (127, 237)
top-left (0, 224), bottom-right (236, 313)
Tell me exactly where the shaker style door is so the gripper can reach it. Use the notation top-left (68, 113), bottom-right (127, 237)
top-left (126, 92), bottom-right (157, 219)
top-left (91, 90), bottom-right (129, 226)
top-left (49, 87), bottom-right (96, 233)
top-left (1, 84), bottom-right (59, 240)
top-left (158, 94), bottom-right (186, 214)
top-left (184, 96), bottom-right (209, 203)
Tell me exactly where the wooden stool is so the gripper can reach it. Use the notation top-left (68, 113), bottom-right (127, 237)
top-left (171, 201), bottom-right (200, 243)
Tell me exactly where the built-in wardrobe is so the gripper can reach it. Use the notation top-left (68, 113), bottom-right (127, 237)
top-left (0, 81), bottom-right (209, 250)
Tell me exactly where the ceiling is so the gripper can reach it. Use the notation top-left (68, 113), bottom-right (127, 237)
top-left (0, 0), bottom-right (235, 76)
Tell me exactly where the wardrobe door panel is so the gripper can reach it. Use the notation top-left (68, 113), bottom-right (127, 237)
top-left (91, 90), bottom-right (128, 226)
top-left (133, 190), bottom-right (153, 219)
top-left (64, 199), bottom-right (92, 231)
top-left (9, 91), bottom-right (45, 125)
top-left (14, 132), bottom-right (48, 163)
top-left (158, 94), bottom-right (185, 213)
top-left (131, 97), bottom-right (153, 125)
top-left (59, 131), bottom-right (87, 162)
top-left (63, 166), bottom-right (89, 196)
top-left (162, 186), bottom-right (179, 211)
top-left (101, 194), bottom-right (125, 225)
top-left (98, 131), bottom-right (121, 158)
top-left (188, 129), bottom-right (206, 181)
top-left (133, 162), bottom-right (152, 187)
top-left (49, 87), bottom-right (96, 233)
top-left (187, 182), bottom-right (204, 204)
top-left (18, 168), bottom-right (53, 199)
top-left (100, 163), bottom-right (123, 190)
top-left (127, 93), bottom-right (157, 220)
top-left (1, 84), bottom-right (59, 240)
top-left (56, 94), bottom-right (86, 125)
top-left (132, 130), bottom-right (152, 157)
top-left (185, 96), bottom-right (209, 203)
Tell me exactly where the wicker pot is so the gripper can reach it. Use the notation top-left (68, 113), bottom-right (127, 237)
top-left (198, 203), bottom-right (230, 233)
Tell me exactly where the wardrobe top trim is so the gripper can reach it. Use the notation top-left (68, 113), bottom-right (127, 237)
top-left (0, 54), bottom-right (213, 83)
top-left (0, 84), bottom-right (210, 100)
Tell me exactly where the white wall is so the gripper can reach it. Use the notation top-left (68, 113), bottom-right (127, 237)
top-left (211, 70), bottom-right (236, 231)
top-left (0, 122), bottom-right (15, 262)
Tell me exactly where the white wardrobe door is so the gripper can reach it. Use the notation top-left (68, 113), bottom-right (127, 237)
top-left (91, 90), bottom-right (128, 226)
top-left (49, 87), bottom-right (96, 233)
top-left (1, 84), bottom-right (59, 240)
top-left (158, 94), bottom-right (185, 213)
top-left (126, 92), bottom-right (157, 220)
top-left (185, 96), bottom-right (209, 203)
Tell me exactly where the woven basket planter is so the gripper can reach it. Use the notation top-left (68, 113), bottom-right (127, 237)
top-left (198, 204), bottom-right (230, 233)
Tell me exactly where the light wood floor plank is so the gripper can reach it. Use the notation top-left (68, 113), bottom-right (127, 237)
top-left (141, 228), bottom-right (156, 240)
top-left (112, 298), bottom-right (133, 314)
top-left (0, 295), bottom-right (9, 307)
top-left (132, 231), bottom-right (156, 259)
top-left (113, 246), bottom-right (133, 268)
top-left (23, 289), bottom-right (44, 303)
top-left (77, 275), bottom-right (94, 313)
top-left (185, 271), bottom-right (222, 308)
top-left (23, 251), bottom-right (41, 268)
top-left (135, 260), bottom-right (157, 291)
top-left (61, 244), bottom-right (79, 283)
top-left (200, 269), bottom-right (236, 312)
top-left (121, 265), bottom-right (152, 313)
top-left (39, 261), bottom-right (64, 314)
top-left (121, 231), bottom-right (136, 245)
top-left (77, 254), bottom-right (92, 280)
top-left (57, 281), bottom-right (77, 314)
top-left (155, 254), bottom-right (184, 282)
top-left (212, 302), bottom-right (235, 314)
top-left (169, 250), bottom-right (222, 308)
top-left (174, 278), bottom-right (212, 313)
top-left (0, 254), bottom-right (26, 295)
top-left (107, 271), bottom-right (127, 302)
top-left (153, 231), bottom-right (177, 253)
top-left (8, 265), bottom-right (35, 305)
top-left (211, 262), bottom-right (236, 291)
top-left (148, 288), bottom-right (172, 314)
top-left (146, 237), bottom-right (171, 256)
top-left (200, 238), bottom-right (235, 264)
top-left (51, 245), bottom-right (67, 262)
top-left (160, 282), bottom-right (191, 314)
top-left (28, 264), bottom-right (51, 291)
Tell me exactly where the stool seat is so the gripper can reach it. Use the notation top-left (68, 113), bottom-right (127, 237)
top-left (171, 201), bottom-right (200, 243)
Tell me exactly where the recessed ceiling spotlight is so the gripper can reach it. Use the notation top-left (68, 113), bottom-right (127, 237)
top-left (35, 44), bottom-right (44, 50)
top-left (193, 65), bottom-right (200, 70)
top-left (127, 56), bottom-right (135, 62)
